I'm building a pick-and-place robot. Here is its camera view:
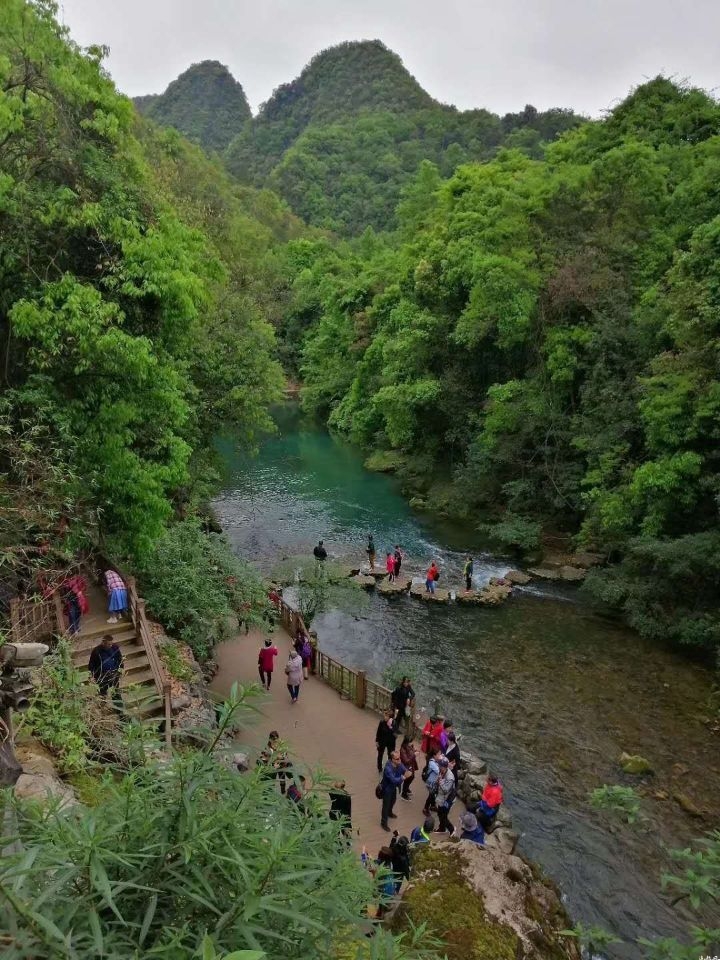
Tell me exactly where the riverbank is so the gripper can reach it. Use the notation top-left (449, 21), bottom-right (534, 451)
top-left (209, 623), bottom-right (582, 960)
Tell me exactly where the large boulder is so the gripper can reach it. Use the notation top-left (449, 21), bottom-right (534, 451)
top-left (13, 746), bottom-right (76, 809)
top-left (393, 842), bottom-right (580, 960)
top-left (350, 574), bottom-right (376, 590)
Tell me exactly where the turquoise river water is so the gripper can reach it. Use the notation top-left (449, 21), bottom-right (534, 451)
top-left (214, 404), bottom-right (720, 959)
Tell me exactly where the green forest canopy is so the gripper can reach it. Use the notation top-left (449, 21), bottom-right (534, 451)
top-left (140, 40), bottom-right (583, 236)
top-left (0, 0), bottom-right (297, 574)
top-left (283, 78), bottom-right (720, 656)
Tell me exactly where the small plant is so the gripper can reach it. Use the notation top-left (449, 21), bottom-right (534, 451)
top-left (560, 921), bottom-right (620, 956)
top-left (20, 639), bottom-right (92, 773)
top-left (159, 640), bottom-right (194, 682)
top-left (589, 784), bottom-right (641, 823)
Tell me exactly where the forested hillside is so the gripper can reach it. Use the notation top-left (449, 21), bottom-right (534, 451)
top-left (285, 78), bottom-right (720, 655)
top-left (135, 60), bottom-right (251, 152)
top-left (141, 41), bottom-right (582, 235)
top-left (0, 0), bottom-right (295, 580)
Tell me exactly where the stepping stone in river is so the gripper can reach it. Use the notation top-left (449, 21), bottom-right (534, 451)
top-left (505, 569), bottom-right (531, 585)
top-left (409, 583), bottom-right (451, 603)
top-left (349, 574), bottom-right (376, 590)
top-left (377, 577), bottom-right (411, 596)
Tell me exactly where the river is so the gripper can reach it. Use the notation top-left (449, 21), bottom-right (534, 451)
top-left (213, 403), bottom-right (719, 959)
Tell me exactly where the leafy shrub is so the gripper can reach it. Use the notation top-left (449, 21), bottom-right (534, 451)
top-left (158, 639), bottom-right (195, 682)
top-left (589, 784), bottom-right (641, 823)
top-left (138, 519), bottom-right (268, 661)
top-left (3, 744), bottom-right (438, 959)
top-left (21, 640), bottom-right (92, 773)
top-left (478, 514), bottom-right (542, 555)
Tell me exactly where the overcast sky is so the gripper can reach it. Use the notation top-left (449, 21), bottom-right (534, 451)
top-left (58, 0), bottom-right (719, 117)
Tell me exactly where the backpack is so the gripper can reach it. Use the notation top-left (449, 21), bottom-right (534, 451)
top-left (432, 568), bottom-right (440, 581)
top-left (421, 764), bottom-right (430, 782)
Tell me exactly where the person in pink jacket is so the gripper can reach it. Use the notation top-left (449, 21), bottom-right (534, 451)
top-left (284, 648), bottom-right (304, 703)
top-left (258, 639), bottom-right (279, 689)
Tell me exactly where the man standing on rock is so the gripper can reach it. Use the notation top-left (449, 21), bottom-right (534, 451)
top-left (379, 750), bottom-right (411, 832)
top-left (463, 556), bottom-right (474, 592)
top-left (366, 533), bottom-right (376, 571)
top-left (313, 540), bottom-right (327, 562)
top-left (393, 545), bottom-right (403, 580)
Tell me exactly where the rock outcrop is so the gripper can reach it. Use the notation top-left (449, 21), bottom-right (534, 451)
top-left (393, 842), bottom-right (580, 960)
top-left (377, 577), bottom-right (412, 596)
top-left (506, 569), bottom-right (531, 585)
top-left (14, 743), bottom-right (76, 809)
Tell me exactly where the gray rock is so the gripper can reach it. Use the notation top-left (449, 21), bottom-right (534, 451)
top-left (486, 827), bottom-right (519, 855)
top-left (505, 570), bottom-right (531, 585)
top-left (171, 694), bottom-right (191, 712)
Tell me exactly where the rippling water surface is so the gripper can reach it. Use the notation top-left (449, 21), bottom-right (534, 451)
top-left (214, 404), bottom-right (719, 958)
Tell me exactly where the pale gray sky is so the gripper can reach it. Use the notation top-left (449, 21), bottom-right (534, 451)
top-left (58, 0), bottom-right (719, 117)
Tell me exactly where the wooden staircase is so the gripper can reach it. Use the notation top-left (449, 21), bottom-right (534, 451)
top-left (70, 619), bottom-right (165, 723)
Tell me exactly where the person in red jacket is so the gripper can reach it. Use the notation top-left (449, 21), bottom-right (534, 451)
top-left (476, 774), bottom-right (504, 831)
top-left (425, 561), bottom-right (439, 594)
top-left (420, 716), bottom-right (444, 758)
top-left (258, 638), bottom-right (279, 689)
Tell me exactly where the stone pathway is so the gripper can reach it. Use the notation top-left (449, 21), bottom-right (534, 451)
top-left (210, 626), bottom-right (465, 856)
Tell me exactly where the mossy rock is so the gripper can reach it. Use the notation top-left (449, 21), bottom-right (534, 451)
top-left (392, 847), bottom-right (518, 960)
top-left (364, 449), bottom-right (406, 473)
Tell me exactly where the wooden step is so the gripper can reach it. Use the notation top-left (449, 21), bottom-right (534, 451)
top-left (71, 645), bottom-right (146, 668)
top-left (77, 618), bottom-right (134, 642)
top-left (120, 668), bottom-right (155, 688)
top-left (71, 629), bottom-right (137, 655)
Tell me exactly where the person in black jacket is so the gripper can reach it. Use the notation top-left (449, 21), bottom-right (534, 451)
top-left (375, 710), bottom-right (396, 772)
top-left (329, 779), bottom-right (352, 837)
top-left (88, 634), bottom-right (123, 706)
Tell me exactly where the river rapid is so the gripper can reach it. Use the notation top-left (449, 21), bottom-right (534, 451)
top-left (213, 403), bottom-right (720, 959)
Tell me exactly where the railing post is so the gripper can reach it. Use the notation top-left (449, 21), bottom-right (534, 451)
top-left (356, 670), bottom-right (367, 710)
top-left (53, 594), bottom-right (65, 636)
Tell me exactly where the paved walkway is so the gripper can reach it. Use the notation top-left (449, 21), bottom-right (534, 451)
top-left (209, 627), bottom-right (457, 856)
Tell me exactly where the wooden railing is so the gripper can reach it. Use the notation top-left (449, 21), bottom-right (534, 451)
top-left (125, 576), bottom-right (172, 750)
top-left (8, 595), bottom-right (64, 645)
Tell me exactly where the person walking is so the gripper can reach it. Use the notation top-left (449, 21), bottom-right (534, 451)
top-left (391, 676), bottom-right (415, 733)
top-left (375, 710), bottom-right (396, 773)
top-left (463, 556), bottom-right (474, 592)
top-left (284, 646), bottom-right (304, 703)
top-left (367, 534), bottom-right (376, 572)
top-left (258, 638), bottom-right (279, 689)
top-left (399, 735), bottom-right (418, 800)
top-left (425, 560), bottom-right (439, 594)
top-left (379, 750), bottom-right (411, 831)
top-left (385, 552), bottom-right (395, 582)
top-left (88, 634), bottom-right (124, 707)
top-left (434, 759), bottom-right (457, 836)
top-left (104, 569), bottom-right (128, 623)
top-left (421, 747), bottom-right (442, 817)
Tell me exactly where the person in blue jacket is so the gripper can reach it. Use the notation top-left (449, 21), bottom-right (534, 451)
top-left (458, 811), bottom-right (485, 846)
top-left (380, 750), bottom-right (411, 831)
top-left (410, 816), bottom-right (435, 845)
